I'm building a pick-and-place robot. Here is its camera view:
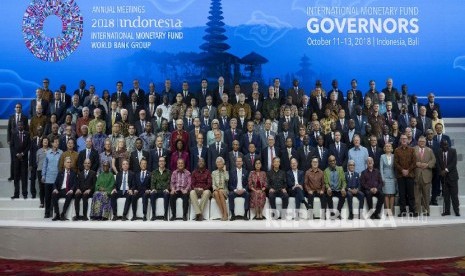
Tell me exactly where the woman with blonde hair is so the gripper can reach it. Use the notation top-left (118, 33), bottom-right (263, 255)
top-left (380, 143), bottom-right (397, 216)
top-left (112, 138), bottom-right (129, 174)
top-left (211, 157), bottom-right (229, 221)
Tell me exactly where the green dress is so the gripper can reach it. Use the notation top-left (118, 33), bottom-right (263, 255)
top-left (90, 172), bottom-right (115, 219)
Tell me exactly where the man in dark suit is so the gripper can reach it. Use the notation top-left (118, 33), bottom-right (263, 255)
top-left (131, 158), bottom-right (151, 221)
top-left (224, 118), bottom-right (242, 150)
top-left (437, 140), bottom-right (460, 216)
top-left (128, 79), bottom-right (146, 106)
top-left (73, 158), bottom-right (96, 221)
top-left (425, 92), bottom-right (441, 119)
top-left (188, 118), bottom-right (206, 149)
top-left (343, 119), bottom-right (360, 149)
top-left (11, 121), bottom-right (30, 199)
top-left (30, 88), bottom-right (50, 117)
top-left (347, 79), bottom-right (364, 106)
top-left (180, 81), bottom-right (194, 105)
top-left (378, 125), bottom-right (396, 149)
top-left (324, 122), bottom-right (338, 148)
top-left (218, 107), bottom-right (230, 131)
top-left (328, 79), bottom-right (345, 104)
top-left (315, 135), bottom-right (329, 170)
top-left (352, 106), bottom-right (368, 136)
top-left (408, 95), bottom-right (421, 118)
top-left (249, 90), bottom-right (263, 115)
top-left (134, 110), bottom-right (149, 136)
top-left (241, 121), bottom-right (261, 155)
top-left (278, 107), bottom-right (298, 135)
top-left (149, 136), bottom-right (170, 171)
top-left (126, 93), bottom-right (144, 124)
top-left (228, 157), bottom-right (249, 220)
top-left (207, 130), bottom-right (229, 171)
top-left (276, 122), bottom-right (295, 151)
top-left (345, 161), bottom-right (364, 219)
top-left (111, 81), bottom-right (129, 107)
top-left (196, 79), bottom-right (212, 108)
top-left (228, 140), bottom-right (244, 170)
top-left (409, 117), bottom-right (423, 142)
top-left (145, 82), bottom-right (162, 107)
top-left (417, 106), bottom-right (433, 133)
top-left (59, 85), bottom-right (72, 108)
top-left (383, 101), bottom-right (398, 126)
top-left (212, 76), bottom-right (229, 106)
top-left (243, 143), bottom-right (261, 172)
top-left (434, 123), bottom-right (451, 147)
top-left (280, 137), bottom-right (297, 172)
top-left (287, 79), bottom-right (304, 107)
top-left (49, 91), bottom-right (66, 124)
top-left (343, 90), bottom-right (356, 119)
top-left (59, 126), bottom-right (76, 152)
top-left (111, 159), bottom-right (135, 220)
top-left (329, 131), bottom-right (349, 171)
top-left (51, 157), bottom-right (77, 220)
top-left (77, 137), bottom-right (100, 173)
top-left (287, 158), bottom-right (307, 218)
top-left (296, 135), bottom-right (316, 172)
top-left (368, 135), bottom-right (382, 169)
top-left (106, 101), bottom-right (122, 133)
top-left (190, 133), bottom-right (208, 171)
top-left (161, 79), bottom-right (177, 104)
top-left (272, 78), bottom-right (286, 105)
top-left (397, 105), bottom-right (411, 133)
top-left (310, 87), bottom-right (326, 118)
top-left (74, 80), bottom-right (90, 106)
top-left (130, 138), bottom-right (150, 172)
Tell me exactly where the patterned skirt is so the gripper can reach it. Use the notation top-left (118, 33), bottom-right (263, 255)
top-left (90, 192), bottom-right (112, 219)
top-left (250, 190), bottom-right (266, 209)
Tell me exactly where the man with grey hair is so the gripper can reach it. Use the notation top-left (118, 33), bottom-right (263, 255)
top-left (267, 157), bottom-right (288, 219)
top-left (207, 129), bottom-right (228, 171)
top-left (414, 136), bottom-right (436, 216)
top-left (345, 159), bottom-right (364, 219)
top-left (51, 157), bottom-right (77, 221)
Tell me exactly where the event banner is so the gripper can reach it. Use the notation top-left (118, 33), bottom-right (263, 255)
top-left (0, 0), bottom-right (464, 118)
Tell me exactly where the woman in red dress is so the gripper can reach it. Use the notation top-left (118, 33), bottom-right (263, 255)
top-left (248, 159), bottom-right (267, 220)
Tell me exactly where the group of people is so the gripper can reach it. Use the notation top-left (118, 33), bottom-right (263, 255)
top-left (6, 76), bottom-right (459, 221)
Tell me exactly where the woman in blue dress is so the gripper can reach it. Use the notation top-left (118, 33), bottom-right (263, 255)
top-left (380, 143), bottom-right (397, 216)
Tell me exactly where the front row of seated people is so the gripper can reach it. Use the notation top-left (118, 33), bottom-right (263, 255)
top-left (51, 152), bottom-right (391, 222)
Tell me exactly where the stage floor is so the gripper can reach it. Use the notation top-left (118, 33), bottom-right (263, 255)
top-left (1, 216), bottom-right (465, 264)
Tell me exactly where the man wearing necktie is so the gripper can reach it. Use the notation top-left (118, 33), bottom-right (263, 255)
top-left (11, 121), bottom-right (30, 199)
top-left (73, 159), bottom-right (96, 221)
top-left (438, 140), bottom-right (460, 216)
top-left (414, 137), bottom-right (436, 216)
top-left (51, 157), bottom-right (76, 221)
top-left (132, 159), bottom-right (151, 221)
top-left (111, 160), bottom-right (135, 221)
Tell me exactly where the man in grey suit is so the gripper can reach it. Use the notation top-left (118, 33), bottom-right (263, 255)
top-left (259, 119), bottom-right (276, 151)
top-left (207, 130), bottom-right (229, 171)
top-left (414, 136), bottom-right (436, 216)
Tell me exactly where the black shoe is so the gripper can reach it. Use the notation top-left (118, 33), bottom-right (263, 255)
top-left (198, 214), bottom-right (204, 221)
top-left (122, 216), bottom-right (128, 221)
top-left (72, 216), bottom-right (79, 221)
top-left (44, 214), bottom-right (50, 219)
top-left (10, 196), bottom-right (19, 199)
top-left (52, 215), bottom-right (60, 221)
top-left (130, 217), bottom-right (137, 221)
top-left (243, 215), bottom-right (249, 221)
top-left (169, 216), bottom-right (176, 221)
top-left (412, 213), bottom-right (419, 217)
top-left (143, 216), bottom-right (147, 221)
top-left (39, 204), bottom-right (44, 208)
top-left (441, 212), bottom-right (451, 216)
top-left (430, 201), bottom-right (438, 206)
top-left (398, 212), bottom-right (407, 217)
top-left (372, 214), bottom-right (381, 220)
top-left (348, 213), bottom-right (354, 220)
top-left (163, 216), bottom-right (168, 221)
top-left (23, 196), bottom-right (28, 199)
top-left (60, 214), bottom-right (68, 221)
top-left (8, 178), bottom-right (13, 181)
top-left (455, 212), bottom-right (461, 217)
top-left (150, 216), bottom-right (156, 221)
top-left (182, 215), bottom-right (187, 221)
top-left (32, 195), bottom-right (36, 199)
top-left (230, 215), bottom-right (236, 221)
top-left (111, 216), bottom-right (118, 221)
top-left (82, 216), bottom-right (89, 221)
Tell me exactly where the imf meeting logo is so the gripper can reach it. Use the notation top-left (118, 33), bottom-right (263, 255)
top-left (22, 0), bottom-right (84, 62)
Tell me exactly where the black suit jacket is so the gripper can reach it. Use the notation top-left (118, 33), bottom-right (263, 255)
top-left (329, 142), bottom-right (349, 170)
top-left (196, 89), bottom-right (212, 108)
top-left (286, 170), bottom-right (305, 189)
top-left (74, 89), bottom-right (90, 106)
top-left (77, 148), bottom-right (99, 172)
top-left (224, 128), bottom-right (243, 150)
top-left (243, 152), bottom-right (261, 172)
top-left (436, 148), bottom-right (458, 181)
top-left (368, 146), bottom-right (383, 169)
top-left (29, 136), bottom-right (42, 168)
top-left (30, 99), bottom-right (49, 117)
top-left (310, 96), bottom-right (327, 118)
top-left (106, 111), bottom-right (122, 132)
top-left (207, 142), bottom-right (229, 171)
top-left (149, 148), bottom-right (170, 172)
top-left (275, 132), bottom-right (295, 151)
top-left (115, 171), bottom-right (136, 191)
top-left (296, 145), bottom-right (317, 172)
top-left (218, 117), bottom-right (230, 131)
top-left (190, 146), bottom-right (208, 171)
top-left (261, 146), bottom-right (281, 172)
top-left (76, 170), bottom-right (97, 192)
top-left (134, 170), bottom-right (151, 192)
top-left (213, 87), bottom-right (230, 106)
top-left (130, 150), bottom-right (150, 172)
top-left (280, 147), bottom-right (297, 171)
top-left (249, 100), bottom-right (263, 115)
top-left (128, 89), bottom-right (146, 106)
top-left (111, 92), bottom-right (129, 107)
top-left (7, 114), bottom-right (29, 144)
top-left (188, 129), bottom-right (207, 148)
top-left (416, 116), bottom-right (433, 133)
top-left (315, 146), bottom-right (329, 170)
top-left (228, 168), bottom-right (249, 191)
top-left (53, 170), bottom-right (78, 191)
top-left (11, 131), bottom-right (30, 160)
top-left (48, 101), bottom-right (66, 124)
top-left (126, 103), bottom-right (144, 124)
top-left (59, 135), bottom-right (77, 152)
